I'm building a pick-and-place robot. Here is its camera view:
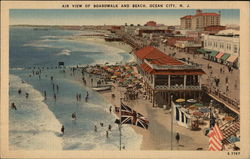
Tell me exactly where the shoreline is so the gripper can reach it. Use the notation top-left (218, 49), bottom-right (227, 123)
top-left (67, 35), bottom-right (133, 54)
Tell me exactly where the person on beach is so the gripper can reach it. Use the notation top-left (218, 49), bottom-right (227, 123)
top-left (18, 89), bottom-right (22, 95)
top-left (75, 93), bottom-right (77, 101)
top-left (56, 85), bottom-right (59, 93)
top-left (100, 123), bottom-right (104, 127)
top-left (44, 90), bottom-right (47, 100)
top-left (11, 102), bottom-right (17, 110)
top-left (54, 93), bottom-right (57, 101)
top-left (61, 125), bottom-right (65, 135)
top-left (53, 83), bottom-right (57, 92)
top-left (94, 125), bottom-right (97, 132)
top-left (72, 112), bottom-right (77, 120)
top-left (109, 106), bottom-right (112, 114)
top-left (51, 76), bottom-right (53, 81)
top-left (108, 125), bottom-right (112, 131)
top-left (25, 92), bottom-right (29, 99)
top-left (106, 131), bottom-right (109, 138)
top-left (175, 132), bottom-right (180, 145)
top-left (85, 96), bottom-right (88, 102)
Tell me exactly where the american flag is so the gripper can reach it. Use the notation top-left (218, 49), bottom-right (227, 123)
top-left (120, 102), bottom-right (149, 129)
top-left (208, 124), bottom-right (224, 151)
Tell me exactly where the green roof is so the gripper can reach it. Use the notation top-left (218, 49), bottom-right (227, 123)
top-left (209, 51), bottom-right (218, 57)
top-left (221, 53), bottom-right (230, 60)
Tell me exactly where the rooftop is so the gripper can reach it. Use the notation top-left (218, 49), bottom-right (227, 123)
top-left (135, 46), bottom-right (184, 66)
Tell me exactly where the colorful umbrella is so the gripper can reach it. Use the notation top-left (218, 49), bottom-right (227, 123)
top-left (199, 107), bottom-right (210, 113)
top-left (187, 99), bottom-right (197, 103)
top-left (228, 136), bottom-right (240, 143)
top-left (188, 105), bottom-right (198, 110)
top-left (224, 116), bottom-right (235, 121)
top-left (193, 103), bottom-right (204, 107)
top-left (193, 111), bottom-right (204, 117)
top-left (176, 98), bottom-right (185, 103)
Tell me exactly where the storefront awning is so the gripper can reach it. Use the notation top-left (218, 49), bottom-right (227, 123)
top-left (197, 48), bottom-right (207, 53)
top-left (209, 51), bottom-right (218, 57)
top-left (226, 55), bottom-right (238, 63)
top-left (216, 52), bottom-right (224, 59)
top-left (221, 53), bottom-right (230, 61)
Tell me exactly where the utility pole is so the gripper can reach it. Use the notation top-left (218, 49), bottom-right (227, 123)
top-left (119, 97), bottom-right (123, 151)
top-left (170, 95), bottom-right (173, 150)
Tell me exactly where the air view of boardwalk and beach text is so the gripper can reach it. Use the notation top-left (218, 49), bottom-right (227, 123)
top-left (9, 9), bottom-right (240, 151)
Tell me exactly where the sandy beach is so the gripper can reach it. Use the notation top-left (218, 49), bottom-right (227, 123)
top-left (99, 84), bottom-right (209, 150)
top-left (67, 35), bottom-right (133, 54)
top-left (68, 35), bottom-right (210, 150)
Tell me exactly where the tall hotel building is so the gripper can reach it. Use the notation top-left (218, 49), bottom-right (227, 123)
top-left (180, 10), bottom-right (220, 30)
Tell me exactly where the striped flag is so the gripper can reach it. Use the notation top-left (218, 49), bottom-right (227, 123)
top-left (120, 102), bottom-right (149, 129)
top-left (208, 124), bottom-right (224, 151)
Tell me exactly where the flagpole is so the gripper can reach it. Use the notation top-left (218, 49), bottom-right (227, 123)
top-left (119, 97), bottom-right (122, 151)
top-left (170, 95), bottom-right (173, 150)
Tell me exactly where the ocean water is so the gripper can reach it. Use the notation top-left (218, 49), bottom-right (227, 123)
top-left (9, 26), bottom-right (142, 150)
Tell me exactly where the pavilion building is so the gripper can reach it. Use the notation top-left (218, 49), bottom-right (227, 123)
top-left (134, 46), bottom-right (205, 108)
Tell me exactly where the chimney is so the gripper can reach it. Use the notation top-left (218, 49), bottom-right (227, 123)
top-left (196, 9), bottom-right (202, 15)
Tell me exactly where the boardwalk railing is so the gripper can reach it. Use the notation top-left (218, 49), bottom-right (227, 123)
top-left (202, 85), bottom-right (240, 114)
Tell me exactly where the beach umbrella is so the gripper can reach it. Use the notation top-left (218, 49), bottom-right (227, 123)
top-left (228, 136), bottom-right (240, 143)
top-left (111, 76), bottom-right (117, 79)
top-left (224, 116), bottom-right (235, 121)
top-left (199, 107), bottom-right (210, 113)
top-left (114, 72), bottom-right (121, 76)
top-left (176, 98), bottom-right (185, 103)
top-left (193, 111), bottom-right (204, 117)
top-left (188, 105), bottom-right (198, 110)
top-left (187, 99), bottom-right (197, 103)
top-left (193, 103), bottom-right (204, 107)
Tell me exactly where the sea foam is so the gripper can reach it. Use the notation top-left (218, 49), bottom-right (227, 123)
top-left (9, 74), bottom-right (63, 150)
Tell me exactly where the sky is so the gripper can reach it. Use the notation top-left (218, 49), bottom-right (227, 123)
top-left (10, 9), bottom-right (240, 26)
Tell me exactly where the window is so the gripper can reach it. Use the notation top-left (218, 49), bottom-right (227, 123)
top-left (221, 43), bottom-right (224, 49)
top-left (234, 45), bottom-right (238, 53)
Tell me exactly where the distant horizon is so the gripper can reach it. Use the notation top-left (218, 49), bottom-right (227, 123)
top-left (10, 9), bottom-right (240, 26)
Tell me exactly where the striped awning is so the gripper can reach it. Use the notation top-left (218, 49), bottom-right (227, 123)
top-left (227, 55), bottom-right (238, 63)
top-left (209, 51), bottom-right (219, 57)
top-left (220, 53), bottom-right (230, 61)
top-left (216, 52), bottom-right (224, 59)
top-left (222, 121), bottom-right (240, 139)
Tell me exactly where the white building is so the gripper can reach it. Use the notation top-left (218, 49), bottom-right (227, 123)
top-left (203, 29), bottom-right (240, 68)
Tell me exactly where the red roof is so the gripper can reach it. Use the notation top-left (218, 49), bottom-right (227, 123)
top-left (194, 13), bottom-right (219, 17)
top-left (181, 15), bottom-right (193, 19)
top-left (135, 46), bottom-right (184, 66)
top-left (141, 63), bottom-right (205, 75)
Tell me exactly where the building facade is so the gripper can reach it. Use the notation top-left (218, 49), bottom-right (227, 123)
top-left (203, 30), bottom-right (240, 68)
top-left (180, 10), bottom-right (220, 30)
top-left (134, 46), bottom-right (205, 108)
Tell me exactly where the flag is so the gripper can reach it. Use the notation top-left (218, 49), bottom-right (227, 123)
top-left (120, 102), bottom-right (149, 129)
top-left (208, 124), bottom-right (224, 151)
